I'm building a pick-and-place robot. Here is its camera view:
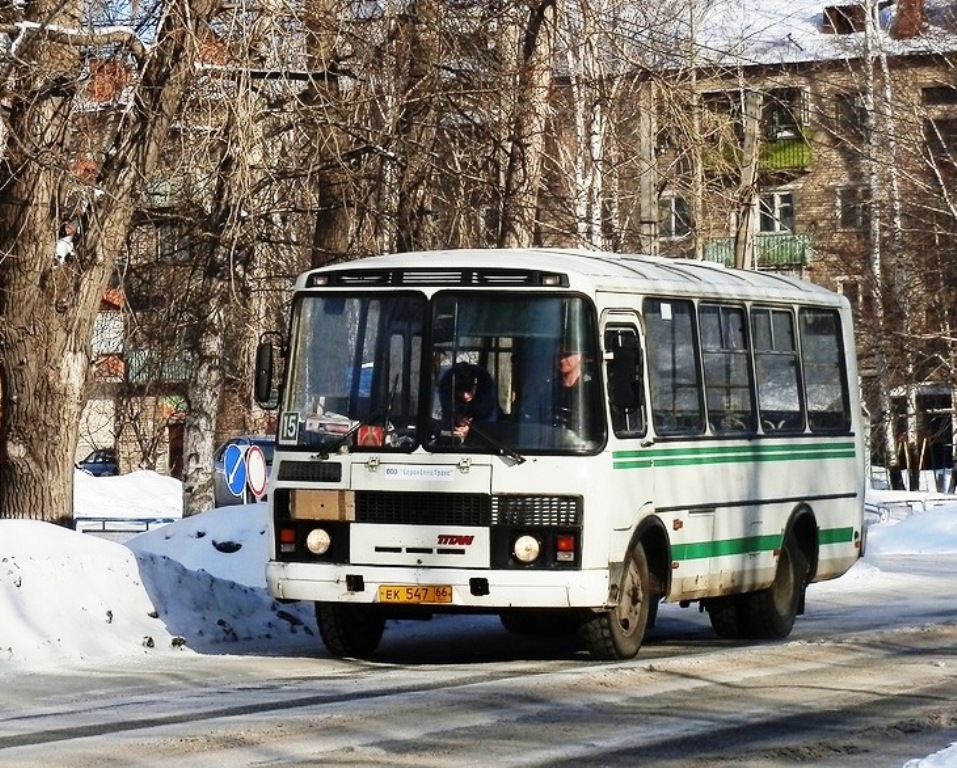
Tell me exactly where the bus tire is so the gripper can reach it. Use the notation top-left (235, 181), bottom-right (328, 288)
top-left (579, 541), bottom-right (651, 660)
top-left (705, 596), bottom-right (747, 639)
top-left (742, 535), bottom-right (807, 639)
top-left (315, 602), bottom-right (385, 658)
top-left (499, 610), bottom-right (582, 637)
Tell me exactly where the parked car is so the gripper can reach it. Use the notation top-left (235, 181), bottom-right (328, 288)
top-left (212, 435), bottom-right (275, 507)
top-left (76, 448), bottom-right (119, 477)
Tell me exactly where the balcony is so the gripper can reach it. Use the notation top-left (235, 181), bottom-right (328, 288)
top-left (701, 130), bottom-right (814, 174)
top-left (704, 233), bottom-right (814, 270)
top-left (126, 350), bottom-right (192, 384)
top-left (760, 131), bottom-right (813, 171)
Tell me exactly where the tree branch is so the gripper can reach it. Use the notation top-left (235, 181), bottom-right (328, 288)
top-left (2, 21), bottom-right (148, 60)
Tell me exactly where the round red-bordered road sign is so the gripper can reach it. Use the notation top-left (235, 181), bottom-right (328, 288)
top-left (246, 444), bottom-right (269, 498)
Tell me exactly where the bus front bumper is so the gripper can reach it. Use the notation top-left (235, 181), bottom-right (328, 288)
top-left (265, 561), bottom-right (611, 610)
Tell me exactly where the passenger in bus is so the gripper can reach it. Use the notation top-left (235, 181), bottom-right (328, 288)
top-left (438, 362), bottom-right (499, 443)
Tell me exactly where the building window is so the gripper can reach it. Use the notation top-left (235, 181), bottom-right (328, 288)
top-left (759, 190), bottom-right (794, 233)
top-left (837, 277), bottom-right (873, 319)
top-left (659, 194), bottom-right (692, 239)
top-left (93, 311), bottom-right (124, 355)
top-left (701, 90), bottom-right (744, 146)
top-left (838, 278), bottom-right (859, 308)
top-left (763, 88), bottom-right (805, 140)
top-left (155, 223), bottom-right (192, 264)
top-left (922, 86), bottom-right (957, 105)
top-left (823, 4), bottom-right (867, 34)
top-left (924, 118), bottom-right (957, 169)
top-left (835, 91), bottom-right (868, 139)
top-left (836, 187), bottom-right (869, 230)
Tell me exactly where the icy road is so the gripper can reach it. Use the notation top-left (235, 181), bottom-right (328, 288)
top-left (0, 554), bottom-right (955, 767)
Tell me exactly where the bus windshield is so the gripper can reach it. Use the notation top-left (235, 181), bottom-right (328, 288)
top-left (282, 292), bottom-right (427, 451)
top-left (426, 293), bottom-right (604, 453)
top-left (279, 291), bottom-right (604, 454)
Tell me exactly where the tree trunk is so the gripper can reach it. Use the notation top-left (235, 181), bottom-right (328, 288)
top-left (733, 89), bottom-right (762, 270)
top-left (0, 0), bottom-right (218, 522)
top-left (393, 0), bottom-right (440, 254)
top-left (637, 80), bottom-right (658, 253)
top-left (498, 0), bottom-right (556, 248)
top-left (862, 4), bottom-right (902, 490)
top-left (307, 0), bottom-right (354, 267)
top-left (181, 303), bottom-right (226, 515)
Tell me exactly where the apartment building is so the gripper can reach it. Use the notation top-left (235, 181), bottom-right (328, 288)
top-left (634, 0), bottom-right (957, 484)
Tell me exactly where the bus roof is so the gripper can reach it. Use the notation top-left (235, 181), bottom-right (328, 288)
top-left (299, 248), bottom-right (846, 306)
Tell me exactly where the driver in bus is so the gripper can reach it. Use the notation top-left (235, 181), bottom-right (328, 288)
top-left (520, 342), bottom-right (601, 444)
top-left (438, 362), bottom-right (499, 443)
top-left (553, 344), bottom-right (600, 437)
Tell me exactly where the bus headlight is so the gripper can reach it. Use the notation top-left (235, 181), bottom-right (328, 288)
top-left (306, 527), bottom-right (332, 555)
top-left (512, 534), bottom-right (541, 564)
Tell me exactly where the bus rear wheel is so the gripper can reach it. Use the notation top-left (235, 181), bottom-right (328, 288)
top-left (743, 535), bottom-right (807, 639)
top-left (579, 541), bottom-right (651, 660)
top-left (705, 595), bottom-right (747, 639)
top-left (315, 602), bottom-right (386, 658)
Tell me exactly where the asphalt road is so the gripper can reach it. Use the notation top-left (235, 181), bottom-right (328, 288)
top-left (0, 555), bottom-right (954, 768)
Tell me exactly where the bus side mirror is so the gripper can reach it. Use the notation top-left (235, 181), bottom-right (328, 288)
top-left (610, 332), bottom-right (642, 412)
top-left (254, 333), bottom-right (282, 410)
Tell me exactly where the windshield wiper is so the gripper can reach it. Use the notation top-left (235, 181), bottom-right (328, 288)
top-left (316, 376), bottom-right (399, 460)
top-left (465, 421), bottom-right (526, 465)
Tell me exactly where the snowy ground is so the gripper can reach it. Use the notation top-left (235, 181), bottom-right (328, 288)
top-left (0, 469), bottom-right (955, 766)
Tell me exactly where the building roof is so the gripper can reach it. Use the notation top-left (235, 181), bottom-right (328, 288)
top-left (691, 0), bottom-right (957, 68)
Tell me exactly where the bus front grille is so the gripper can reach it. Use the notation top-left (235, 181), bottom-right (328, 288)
top-left (355, 492), bottom-right (491, 526)
top-left (352, 492), bottom-right (582, 528)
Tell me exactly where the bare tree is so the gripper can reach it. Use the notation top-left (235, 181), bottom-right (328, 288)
top-left (496, 0), bottom-right (557, 247)
top-left (0, 0), bottom-right (218, 522)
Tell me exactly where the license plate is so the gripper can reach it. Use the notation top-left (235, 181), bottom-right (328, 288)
top-left (378, 584), bottom-right (453, 604)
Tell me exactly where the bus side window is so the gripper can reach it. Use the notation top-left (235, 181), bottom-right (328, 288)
top-left (751, 307), bottom-right (804, 433)
top-left (643, 298), bottom-right (705, 436)
top-left (605, 326), bottom-right (645, 438)
top-left (800, 309), bottom-right (851, 433)
top-left (700, 304), bottom-right (756, 435)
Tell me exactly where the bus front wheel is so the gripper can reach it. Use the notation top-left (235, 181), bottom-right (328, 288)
top-left (315, 602), bottom-right (385, 658)
top-left (580, 541), bottom-right (652, 660)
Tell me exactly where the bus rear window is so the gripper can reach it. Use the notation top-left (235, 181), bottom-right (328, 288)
top-left (800, 309), bottom-right (851, 433)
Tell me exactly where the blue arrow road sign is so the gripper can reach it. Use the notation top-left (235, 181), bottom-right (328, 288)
top-left (223, 444), bottom-right (247, 497)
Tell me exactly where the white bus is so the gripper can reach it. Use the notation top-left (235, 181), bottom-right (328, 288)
top-left (254, 248), bottom-right (865, 660)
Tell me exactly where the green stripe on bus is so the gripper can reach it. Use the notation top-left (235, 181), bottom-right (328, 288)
top-left (671, 527), bottom-right (855, 561)
top-left (612, 459), bottom-right (654, 470)
top-left (818, 526), bottom-right (856, 545)
top-left (672, 533), bottom-right (781, 561)
top-left (613, 441), bottom-right (856, 470)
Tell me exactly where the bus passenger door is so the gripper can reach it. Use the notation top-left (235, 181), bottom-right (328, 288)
top-left (604, 317), bottom-right (655, 532)
top-left (623, 303), bottom-right (716, 598)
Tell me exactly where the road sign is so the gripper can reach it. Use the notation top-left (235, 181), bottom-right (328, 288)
top-left (223, 444), bottom-right (247, 498)
top-left (246, 444), bottom-right (268, 498)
